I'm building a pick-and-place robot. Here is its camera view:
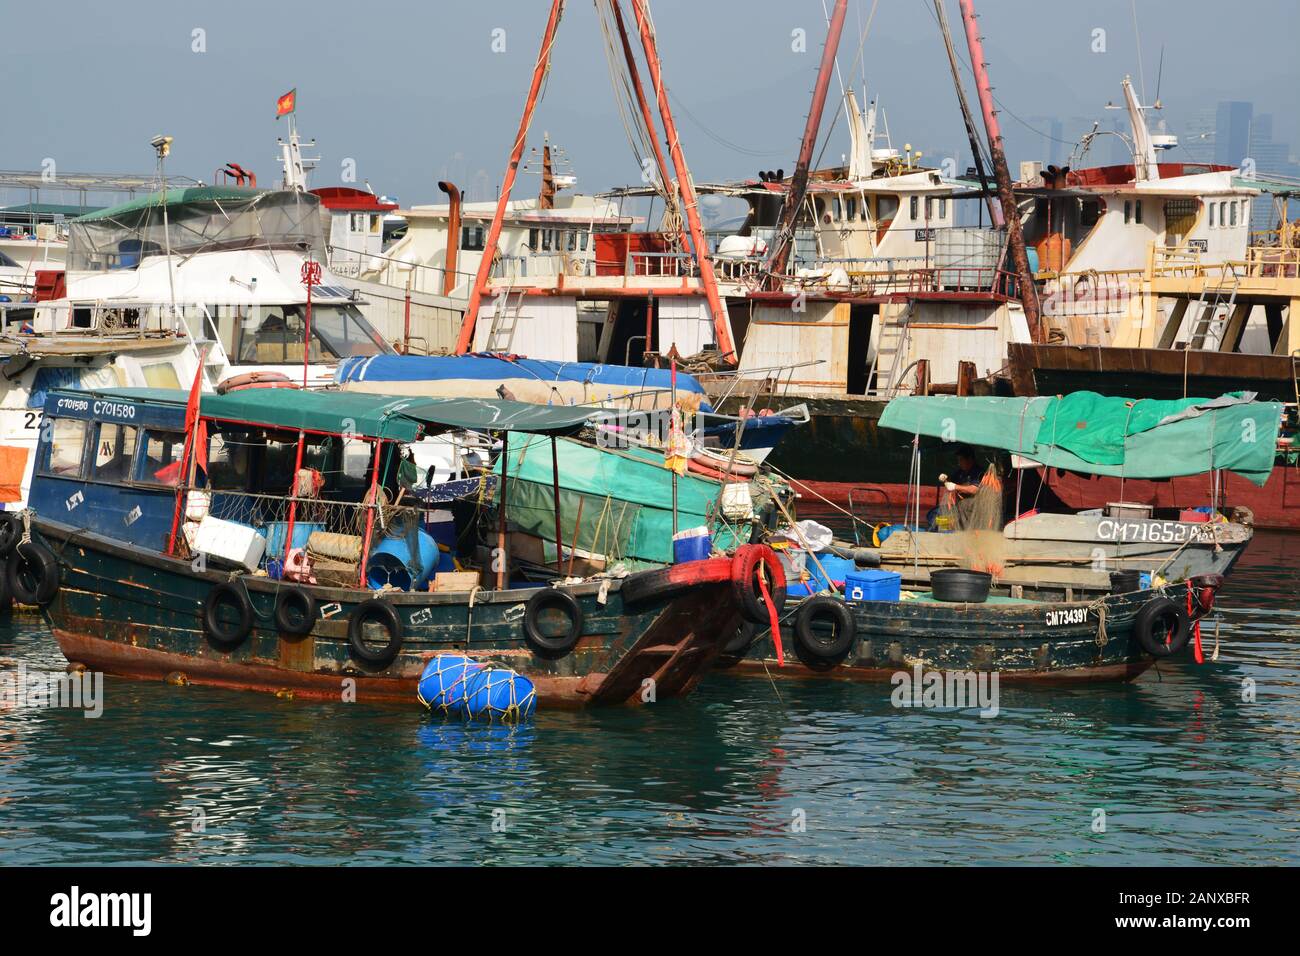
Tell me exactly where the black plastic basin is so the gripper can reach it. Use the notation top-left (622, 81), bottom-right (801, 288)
top-left (930, 568), bottom-right (992, 603)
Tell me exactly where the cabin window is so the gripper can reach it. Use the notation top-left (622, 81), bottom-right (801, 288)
top-left (140, 362), bottom-right (182, 390)
top-left (925, 197), bottom-right (933, 220)
top-left (877, 196), bottom-right (899, 222)
top-left (1229, 202), bottom-right (1237, 226)
top-left (567, 231), bottom-right (577, 252)
top-left (1134, 201), bottom-right (1143, 225)
top-left (845, 197), bottom-right (857, 221)
top-left (1208, 203), bottom-right (1215, 227)
top-left (1123, 201), bottom-right (1131, 224)
top-left (527, 228), bottom-right (539, 250)
top-left (91, 423), bottom-right (139, 483)
top-left (350, 213), bottom-right (368, 232)
top-left (138, 431), bottom-right (187, 487)
top-left (206, 432), bottom-right (254, 490)
top-left (41, 418), bottom-right (89, 478)
top-left (832, 198), bottom-right (842, 221)
top-left (909, 196), bottom-right (919, 220)
top-left (1219, 201), bottom-right (1227, 227)
top-left (579, 232), bottom-right (589, 251)
top-left (541, 230), bottom-right (552, 251)
top-left (938, 197), bottom-right (947, 219)
top-left (462, 225), bottom-right (486, 251)
top-left (370, 215), bottom-right (381, 234)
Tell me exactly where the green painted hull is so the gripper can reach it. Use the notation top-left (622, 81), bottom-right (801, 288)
top-left (36, 518), bottom-right (744, 706)
top-left (725, 583), bottom-right (1210, 684)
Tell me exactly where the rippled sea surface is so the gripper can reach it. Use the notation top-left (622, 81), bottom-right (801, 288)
top-left (1, 532), bottom-right (1296, 866)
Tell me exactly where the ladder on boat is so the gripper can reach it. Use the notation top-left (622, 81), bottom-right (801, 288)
top-left (483, 284), bottom-right (525, 353)
top-left (870, 308), bottom-right (913, 395)
top-left (1186, 268), bottom-right (1242, 351)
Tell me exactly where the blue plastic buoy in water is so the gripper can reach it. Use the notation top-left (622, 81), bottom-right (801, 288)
top-left (417, 655), bottom-right (536, 722)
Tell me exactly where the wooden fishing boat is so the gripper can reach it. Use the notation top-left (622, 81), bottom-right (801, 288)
top-left (13, 386), bottom-right (781, 706)
top-left (721, 573), bottom-right (1224, 684)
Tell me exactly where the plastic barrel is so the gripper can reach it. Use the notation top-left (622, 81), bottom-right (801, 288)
top-left (417, 655), bottom-right (483, 715)
top-left (264, 521), bottom-right (325, 559)
top-left (366, 529), bottom-right (439, 591)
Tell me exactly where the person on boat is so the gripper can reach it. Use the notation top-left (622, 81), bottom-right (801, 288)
top-left (941, 446), bottom-right (982, 501)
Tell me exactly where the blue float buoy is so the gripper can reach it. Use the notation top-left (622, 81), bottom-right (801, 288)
top-left (417, 655), bottom-right (536, 722)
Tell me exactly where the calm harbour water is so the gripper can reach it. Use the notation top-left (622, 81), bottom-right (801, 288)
top-left (1, 532), bottom-right (1296, 866)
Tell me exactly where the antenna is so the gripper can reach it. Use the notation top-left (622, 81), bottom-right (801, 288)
top-left (1154, 45), bottom-right (1165, 108)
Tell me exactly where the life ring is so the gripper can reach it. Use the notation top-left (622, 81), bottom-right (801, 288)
top-left (274, 586), bottom-right (318, 636)
top-left (348, 598), bottom-right (404, 667)
top-left (0, 513), bottom-right (21, 556)
top-left (792, 595), bottom-right (857, 669)
top-left (689, 447), bottom-right (759, 477)
top-left (523, 588), bottom-right (583, 659)
top-left (731, 544), bottom-right (786, 624)
top-left (8, 540), bottom-right (60, 606)
top-left (215, 371), bottom-right (298, 394)
top-left (1132, 596), bottom-right (1191, 657)
top-left (202, 582), bottom-right (254, 648)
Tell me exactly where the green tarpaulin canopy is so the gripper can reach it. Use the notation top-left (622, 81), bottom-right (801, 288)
top-left (498, 435), bottom-right (750, 567)
top-left (877, 391), bottom-right (1283, 486)
top-left (104, 388), bottom-right (600, 440)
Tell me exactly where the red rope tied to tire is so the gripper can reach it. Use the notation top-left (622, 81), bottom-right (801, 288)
top-left (757, 565), bottom-right (784, 667)
top-left (1188, 588), bottom-right (1204, 664)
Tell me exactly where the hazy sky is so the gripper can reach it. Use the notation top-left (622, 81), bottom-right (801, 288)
top-left (4, 0), bottom-right (1297, 206)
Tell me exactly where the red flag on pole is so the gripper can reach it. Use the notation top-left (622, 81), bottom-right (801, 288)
top-left (276, 88), bottom-right (297, 118)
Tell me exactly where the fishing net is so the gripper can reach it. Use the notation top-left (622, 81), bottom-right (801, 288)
top-left (950, 464), bottom-right (1007, 576)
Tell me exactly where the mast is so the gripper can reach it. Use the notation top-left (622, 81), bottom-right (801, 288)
top-left (627, 0), bottom-right (734, 362)
top-left (455, 0), bottom-right (567, 355)
top-left (765, 0), bottom-right (849, 287)
top-left (957, 0), bottom-right (1042, 341)
top-left (933, 0), bottom-right (1001, 225)
top-left (608, 0), bottom-right (688, 252)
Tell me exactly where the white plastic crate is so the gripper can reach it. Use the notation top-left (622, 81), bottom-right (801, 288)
top-left (194, 515), bottom-right (266, 571)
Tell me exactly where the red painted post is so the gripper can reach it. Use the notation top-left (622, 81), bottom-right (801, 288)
top-left (358, 439), bottom-right (384, 589)
top-left (627, 0), bottom-right (734, 362)
top-left (455, 0), bottom-right (567, 354)
top-left (767, 0), bottom-right (849, 283)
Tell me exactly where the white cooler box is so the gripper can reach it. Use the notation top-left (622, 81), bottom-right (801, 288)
top-left (194, 515), bottom-right (266, 571)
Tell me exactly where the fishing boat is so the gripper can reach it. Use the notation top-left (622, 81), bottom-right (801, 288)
top-left (15, 385), bottom-right (781, 705)
top-left (721, 572), bottom-right (1223, 685)
top-left (835, 390), bottom-right (1282, 595)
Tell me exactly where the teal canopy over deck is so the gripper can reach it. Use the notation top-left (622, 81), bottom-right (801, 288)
top-left (99, 388), bottom-right (601, 440)
top-left (878, 391), bottom-right (1284, 486)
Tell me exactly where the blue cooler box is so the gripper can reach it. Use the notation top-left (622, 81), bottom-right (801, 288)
top-left (844, 569), bottom-right (901, 602)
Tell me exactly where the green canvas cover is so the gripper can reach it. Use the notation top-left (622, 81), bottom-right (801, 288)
top-left (99, 388), bottom-right (599, 440)
top-left (878, 391), bottom-right (1283, 486)
top-left (498, 435), bottom-right (749, 567)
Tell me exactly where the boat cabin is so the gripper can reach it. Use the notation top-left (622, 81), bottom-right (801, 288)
top-left (31, 387), bottom-right (596, 588)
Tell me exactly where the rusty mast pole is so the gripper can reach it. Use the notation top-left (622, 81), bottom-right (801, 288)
top-left (766, 0), bottom-right (848, 287)
top-left (627, 0), bottom-right (735, 363)
top-left (957, 0), bottom-right (1042, 341)
top-left (608, 0), bottom-right (689, 254)
top-left (455, 0), bottom-right (566, 354)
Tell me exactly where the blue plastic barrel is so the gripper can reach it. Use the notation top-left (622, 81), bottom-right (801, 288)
top-left (417, 655), bottom-right (536, 721)
top-left (263, 521), bottom-right (325, 560)
top-left (366, 529), bottom-right (439, 591)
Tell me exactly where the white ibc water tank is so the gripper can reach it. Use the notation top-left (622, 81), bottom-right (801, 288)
top-left (715, 235), bottom-right (767, 258)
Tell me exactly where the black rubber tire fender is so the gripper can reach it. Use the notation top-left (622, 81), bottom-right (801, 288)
top-left (202, 581), bottom-right (254, 649)
top-left (792, 595), bottom-right (857, 669)
top-left (0, 512), bottom-right (21, 557)
top-left (8, 540), bottom-right (61, 607)
top-left (274, 586), bottom-right (318, 636)
top-left (731, 545), bottom-right (787, 625)
top-left (347, 598), bottom-right (404, 668)
top-left (1132, 596), bottom-right (1191, 658)
top-left (523, 587), bottom-right (583, 659)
